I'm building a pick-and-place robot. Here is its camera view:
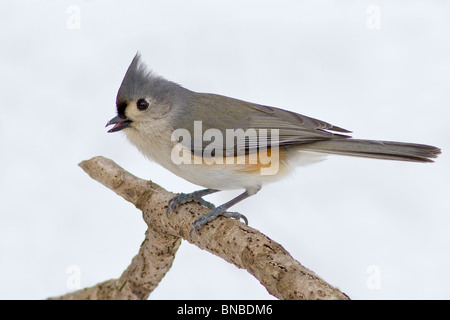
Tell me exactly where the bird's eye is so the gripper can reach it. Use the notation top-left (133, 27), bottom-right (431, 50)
top-left (137, 99), bottom-right (149, 111)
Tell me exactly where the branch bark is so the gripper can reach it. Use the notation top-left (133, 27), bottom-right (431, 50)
top-left (50, 156), bottom-right (349, 300)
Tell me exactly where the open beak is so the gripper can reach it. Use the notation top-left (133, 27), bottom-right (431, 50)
top-left (105, 115), bottom-right (132, 133)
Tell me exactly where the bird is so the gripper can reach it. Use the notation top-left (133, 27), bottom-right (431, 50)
top-left (106, 53), bottom-right (441, 235)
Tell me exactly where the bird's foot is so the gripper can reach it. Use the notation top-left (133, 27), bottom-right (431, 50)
top-left (166, 189), bottom-right (217, 217)
top-left (190, 205), bottom-right (248, 236)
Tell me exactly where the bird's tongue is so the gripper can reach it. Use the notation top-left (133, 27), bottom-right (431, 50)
top-left (113, 121), bottom-right (125, 128)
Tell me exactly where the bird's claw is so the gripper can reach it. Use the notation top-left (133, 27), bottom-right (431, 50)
top-left (166, 191), bottom-right (216, 217)
top-left (189, 207), bottom-right (248, 237)
top-left (166, 189), bottom-right (248, 237)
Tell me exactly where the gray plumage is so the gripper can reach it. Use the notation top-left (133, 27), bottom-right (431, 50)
top-left (115, 52), bottom-right (441, 163)
top-left (116, 53), bottom-right (189, 117)
top-left (107, 53), bottom-right (441, 233)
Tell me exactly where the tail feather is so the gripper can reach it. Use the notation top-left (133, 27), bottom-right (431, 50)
top-left (300, 139), bottom-right (441, 163)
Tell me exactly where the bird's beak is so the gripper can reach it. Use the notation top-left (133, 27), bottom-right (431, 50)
top-left (105, 115), bottom-right (132, 133)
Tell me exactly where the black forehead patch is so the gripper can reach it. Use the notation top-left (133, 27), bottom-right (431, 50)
top-left (117, 101), bottom-right (128, 118)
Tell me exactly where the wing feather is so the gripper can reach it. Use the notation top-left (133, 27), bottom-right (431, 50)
top-left (173, 92), bottom-right (351, 157)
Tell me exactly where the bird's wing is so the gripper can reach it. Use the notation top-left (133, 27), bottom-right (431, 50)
top-left (173, 92), bottom-right (352, 157)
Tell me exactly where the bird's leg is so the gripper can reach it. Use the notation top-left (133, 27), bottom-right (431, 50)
top-left (190, 188), bottom-right (260, 236)
top-left (167, 188), bottom-right (219, 216)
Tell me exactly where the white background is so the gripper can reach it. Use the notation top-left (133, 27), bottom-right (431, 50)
top-left (1, 0), bottom-right (449, 300)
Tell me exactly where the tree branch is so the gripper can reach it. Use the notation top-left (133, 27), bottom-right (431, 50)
top-left (50, 156), bottom-right (349, 300)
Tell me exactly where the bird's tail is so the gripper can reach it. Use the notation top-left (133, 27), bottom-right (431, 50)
top-left (300, 139), bottom-right (441, 163)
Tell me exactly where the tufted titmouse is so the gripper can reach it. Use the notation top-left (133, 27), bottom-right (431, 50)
top-left (106, 53), bottom-right (441, 234)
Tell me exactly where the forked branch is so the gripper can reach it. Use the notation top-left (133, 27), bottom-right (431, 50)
top-left (50, 156), bottom-right (349, 300)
